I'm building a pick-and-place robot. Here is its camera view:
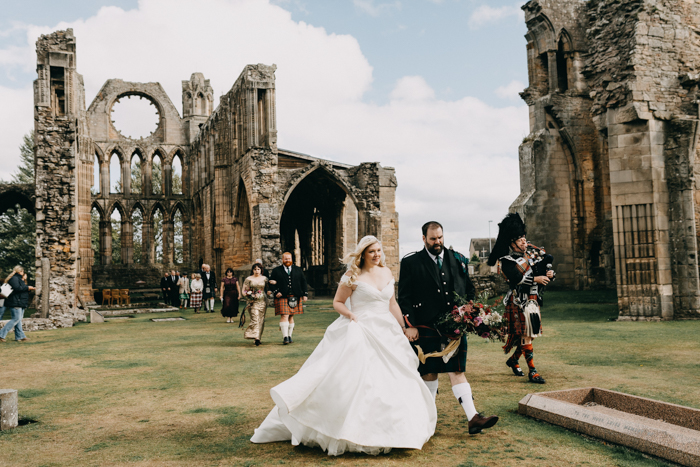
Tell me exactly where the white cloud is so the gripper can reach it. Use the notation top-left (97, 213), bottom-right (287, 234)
top-left (0, 0), bottom-right (528, 257)
top-left (495, 79), bottom-right (525, 100)
top-left (353, 0), bottom-right (401, 17)
top-left (468, 3), bottom-right (524, 30)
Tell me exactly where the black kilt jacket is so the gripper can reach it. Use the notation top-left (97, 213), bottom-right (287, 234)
top-left (269, 265), bottom-right (308, 298)
top-left (398, 248), bottom-right (476, 328)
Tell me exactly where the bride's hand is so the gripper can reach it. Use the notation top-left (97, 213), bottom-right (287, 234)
top-left (348, 313), bottom-right (358, 322)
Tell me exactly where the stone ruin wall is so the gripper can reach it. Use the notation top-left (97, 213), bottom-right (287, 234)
top-left (21, 29), bottom-right (399, 329)
top-left (516, 0), bottom-right (700, 319)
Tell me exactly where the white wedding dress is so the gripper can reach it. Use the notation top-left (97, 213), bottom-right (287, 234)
top-left (250, 276), bottom-right (437, 455)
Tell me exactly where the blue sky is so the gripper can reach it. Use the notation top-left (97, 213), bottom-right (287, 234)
top-left (0, 0), bottom-right (530, 256)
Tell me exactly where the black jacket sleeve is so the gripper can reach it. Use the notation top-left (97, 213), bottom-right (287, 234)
top-left (500, 257), bottom-right (534, 288)
top-left (397, 256), bottom-right (415, 326)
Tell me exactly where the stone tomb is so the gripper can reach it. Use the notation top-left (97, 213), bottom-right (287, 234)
top-left (519, 387), bottom-right (700, 466)
top-left (0, 389), bottom-right (18, 430)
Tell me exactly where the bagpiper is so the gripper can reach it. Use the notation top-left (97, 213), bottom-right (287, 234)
top-left (487, 213), bottom-right (555, 384)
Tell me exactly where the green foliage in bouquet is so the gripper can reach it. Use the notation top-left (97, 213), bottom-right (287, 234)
top-left (434, 291), bottom-right (508, 342)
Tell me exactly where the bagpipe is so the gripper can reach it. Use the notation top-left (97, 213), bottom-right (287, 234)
top-left (524, 244), bottom-right (555, 281)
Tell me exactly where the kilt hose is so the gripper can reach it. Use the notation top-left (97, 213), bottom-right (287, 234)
top-left (412, 326), bottom-right (467, 375)
top-left (274, 296), bottom-right (304, 316)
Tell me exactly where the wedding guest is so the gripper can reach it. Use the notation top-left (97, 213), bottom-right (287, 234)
top-left (268, 252), bottom-right (307, 344)
top-left (0, 265), bottom-right (35, 343)
top-left (220, 268), bottom-right (242, 323)
top-left (178, 272), bottom-right (190, 309)
top-left (199, 264), bottom-right (217, 313)
top-left (242, 263), bottom-right (268, 346)
top-left (169, 270), bottom-right (180, 306)
top-left (160, 271), bottom-right (171, 305)
top-left (190, 273), bottom-right (204, 313)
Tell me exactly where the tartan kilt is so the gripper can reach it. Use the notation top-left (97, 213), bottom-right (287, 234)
top-left (274, 296), bottom-right (304, 316)
top-left (190, 292), bottom-right (203, 308)
top-left (503, 293), bottom-right (542, 353)
top-left (412, 326), bottom-right (467, 375)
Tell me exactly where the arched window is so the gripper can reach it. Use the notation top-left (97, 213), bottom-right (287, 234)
top-left (152, 153), bottom-right (163, 194)
top-left (132, 206), bottom-right (144, 263)
top-left (131, 152), bottom-right (142, 194)
top-left (91, 206), bottom-right (100, 265)
top-left (196, 93), bottom-right (205, 115)
top-left (173, 208), bottom-right (184, 264)
top-left (109, 152), bottom-right (121, 194)
top-left (110, 207), bottom-right (122, 264)
top-left (172, 153), bottom-right (183, 195)
top-left (153, 206), bottom-right (164, 263)
top-left (92, 154), bottom-right (100, 195)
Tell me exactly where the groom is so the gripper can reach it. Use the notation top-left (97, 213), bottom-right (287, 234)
top-left (398, 221), bottom-right (499, 434)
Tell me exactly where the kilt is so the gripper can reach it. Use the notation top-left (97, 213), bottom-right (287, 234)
top-left (412, 326), bottom-right (467, 375)
top-left (503, 293), bottom-right (542, 353)
top-left (190, 292), bottom-right (203, 308)
top-left (274, 296), bottom-right (304, 316)
top-left (179, 293), bottom-right (189, 300)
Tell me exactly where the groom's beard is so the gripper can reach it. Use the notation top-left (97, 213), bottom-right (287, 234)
top-left (426, 243), bottom-right (442, 256)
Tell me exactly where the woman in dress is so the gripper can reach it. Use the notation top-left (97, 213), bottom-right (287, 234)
top-left (220, 268), bottom-right (242, 323)
top-left (190, 273), bottom-right (204, 313)
top-left (251, 236), bottom-right (436, 455)
top-left (242, 263), bottom-right (268, 346)
top-left (178, 272), bottom-right (190, 309)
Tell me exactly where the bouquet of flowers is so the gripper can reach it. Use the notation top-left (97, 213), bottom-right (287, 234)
top-left (435, 292), bottom-right (507, 343)
top-left (244, 289), bottom-right (264, 301)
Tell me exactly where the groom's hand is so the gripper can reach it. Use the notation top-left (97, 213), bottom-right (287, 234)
top-left (404, 327), bottom-right (419, 342)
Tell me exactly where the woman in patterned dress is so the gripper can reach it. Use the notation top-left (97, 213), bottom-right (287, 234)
top-left (242, 263), bottom-right (268, 346)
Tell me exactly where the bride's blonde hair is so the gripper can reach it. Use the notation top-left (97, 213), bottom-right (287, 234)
top-left (341, 236), bottom-right (386, 286)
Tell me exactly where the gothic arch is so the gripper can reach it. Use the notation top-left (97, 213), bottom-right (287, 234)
top-left (281, 163), bottom-right (359, 213)
top-left (171, 201), bottom-right (190, 222)
top-left (91, 201), bottom-right (105, 221)
top-left (107, 200), bottom-right (126, 219)
top-left (150, 201), bottom-right (168, 222)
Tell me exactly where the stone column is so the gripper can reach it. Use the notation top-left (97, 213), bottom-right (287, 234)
top-left (547, 50), bottom-right (558, 95)
top-left (163, 220), bottom-right (174, 265)
top-left (164, 163), bottom-right (172, 196)
top-left (101, 162), bottom-right (109, 195)
top-left (99, 220), bottom-right (111, 265)
top-left (142, 220), bottom-right (152, 264)
top-left (121, 219), bottom-right (133, 264)
top-left (122, 158), bottom-right (130, 196)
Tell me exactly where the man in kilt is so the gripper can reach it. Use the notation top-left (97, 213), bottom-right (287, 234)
top-left (487, 213), bottom-right (554, 384)
top-left (399, 221), bottom-right (499, 434)
top-left (269, 252), bottom-right (308, 344)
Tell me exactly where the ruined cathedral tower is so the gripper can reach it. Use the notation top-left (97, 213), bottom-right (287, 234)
top-left (513, 0), bottom-right (700, 319)
top-left (29, 29), bottom-right (398, 329)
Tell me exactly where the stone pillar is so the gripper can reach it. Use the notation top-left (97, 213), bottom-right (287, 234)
top-left (101, 161), bottom-right (109, 195)
top-left (164, 163), bottom-right (172, 196)
top-left (99, 220), bottom-right (111, 265)
top-left (142, 219), bottom-right (152, 264)
top-left (547, 50), bottom-right (557, 95)
top-left (121, 219), bottom-right (133, 264)
top-left (122, 158), bottom-right (130, 196)
top-left (163, 220), bottom-right (174, 265)
top-left (0, 389), bottom-right (18, 430)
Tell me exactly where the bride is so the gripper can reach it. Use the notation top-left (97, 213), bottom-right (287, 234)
top-left (251, 236), bottom-right (437, 455)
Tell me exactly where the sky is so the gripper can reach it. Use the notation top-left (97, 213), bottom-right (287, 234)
top-left (0, 0), bottom-right (530, 257)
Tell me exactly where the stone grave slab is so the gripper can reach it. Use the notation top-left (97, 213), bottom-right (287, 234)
top-left (150, 317), bottom-right (186, 322)
top-left (519, 387), bottom-right (700, 467)
top-left (0, 389), bottom-right (18, 430)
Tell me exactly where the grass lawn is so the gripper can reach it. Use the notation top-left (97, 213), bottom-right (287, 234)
top-left (0, 291), bottom-right (697, 466)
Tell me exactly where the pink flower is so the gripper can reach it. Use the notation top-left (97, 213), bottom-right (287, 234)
top-left (473, 316), bottom-right (483, 326)
top-left (454, 329), bottom-right (461, 334)
top-left (453, 316), bottom-right (461, 322)
top-left (481, 332), bottom-right (490, 339)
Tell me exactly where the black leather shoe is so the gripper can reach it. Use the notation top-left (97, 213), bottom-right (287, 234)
top-left (255, 339), bottom-right (261, 346)
top-left (528, 371), bottom-right (546, 384)
top-left (468, 413), bottom-right (499, 434)
top-left (288, 336), bottom-right (293, 343)
top-left (283, 336), bottom-right (289, 345)
top-left (506, 359), bottom-right (525, 377)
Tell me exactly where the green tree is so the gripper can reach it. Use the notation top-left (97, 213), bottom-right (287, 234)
top-left (0, 131), bottom-right (36, 278)
top-left (471, 253), bottom-right (480, 263)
